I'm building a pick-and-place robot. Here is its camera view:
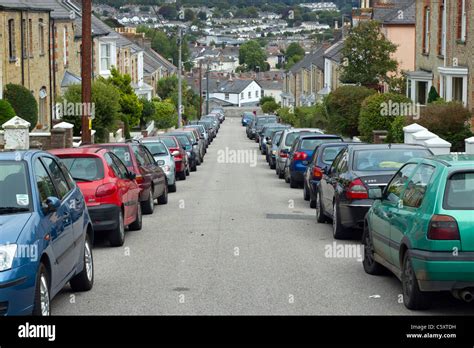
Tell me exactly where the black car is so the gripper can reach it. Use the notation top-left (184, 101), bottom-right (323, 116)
top-left (259, 123), bottom-right (291, 155)
top-left (316, 144), bottom-right (433, 239)
top-left (254, 116), bottom-right (279, 143)
top-left (166, 132), bottom-right (198, 172)
top-left (267, 130), bottom-right (284, 169)
top-left (304, 142), bottom-right (351, 208)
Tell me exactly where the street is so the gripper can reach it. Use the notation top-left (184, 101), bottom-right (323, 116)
top-left (53, 116), bottom-right (474, 315)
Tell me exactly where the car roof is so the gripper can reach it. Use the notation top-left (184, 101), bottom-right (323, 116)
top-left (49, 147), bottom-right (106, 156)
top-left (347, 143), bottom-right (429, 151)
top-left (283, 128), bottom-right (322, 134)
top-left (299, 134), bottom-right (342, 140)
top-left (426, 154), bottom-right (474, 168)
top-left (0, 149), bottom-right (44, 161)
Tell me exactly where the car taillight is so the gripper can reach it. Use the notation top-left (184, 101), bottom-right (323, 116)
top-left (293, 152), bottom-right (308, 161)
top-left (135, 175), bottom-right (144, 184)
top-left (312, 166), bottom-right (323, 179)
top-left (346, 178), bottom-right (368, 200)
top-left (96, 183), bottom-right (117, 197)
top-left (428, 215), bottom-right (460, 240)
top-left (279, 150), bottom-right (288, 158)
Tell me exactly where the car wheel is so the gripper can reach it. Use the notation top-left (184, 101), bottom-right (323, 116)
top-left (32, 263), bottom-right (50, 316)
top-left (169, 182), bottom-right (177, 192)
top-left (70, 234), bottom-right (94, 291)
top-left (290, 175), bottom-right (298, 188)
top-left (141, 189), bottom-right (154, 215)
top-left (109, 210), bottom-right (125, 247)
top-left (362, 224), bottom-right (385, 275)
top-left (284, 169), bottom-right (290, 183)
top-left (186, 165), bottom-right (190, 176)
top-left (316, 191), bottom-right (329, 223)
top-left (179, 170), bottom-right (186, 180)
top-left (158, 184), bottom-right (168, 205)
top-left (402, 252), bottom-right (430, 310)
top-left (278, 166), bottom-right (285, 179)
top-left (270, 161), bottom-right (276, 170)
top-left (191, 163), bottom-right (197, 172)
top-left (129, 203), bottom-right (143, 231)
top-left (303, 182), bottom-right (310, 201)
top-left (332, 201), bottom-right (349, 239)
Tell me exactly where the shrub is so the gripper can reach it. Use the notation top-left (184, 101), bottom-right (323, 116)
top-left (261, 100), bottom-right (279, 114)
top-left (276, 107), bottom-right (298, 126)
top-left (427, 86), bottom-right (440, 104)
top-left (387, 115), bottom-right (407, 143)
top-left (358, 93), bottom-right (412, 143)
top-left (325, 86), bottom-right (376, 137)
top-left (416, 101), bottom-right (473, 152)
top-left (3, 84), bottom-right (38, 130)
top-left (153, 100), bottom-right (178, 130)
top-left (0, 99), bottom-right (16, 127)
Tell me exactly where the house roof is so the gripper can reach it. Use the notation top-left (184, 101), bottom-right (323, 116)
top-left (289, 45), bottom-right (326, 73)
top-left (372, 0), bottom-right (415, 25)
top-left (61, 70), bottom-right (81, 88)
top-left (257, 79), bottom-right (283, 91)
top-left (186, 78), bottom-right (259, 94)
top-left (324, 40), bottom-right (344, 63)
top-left (0, 0), bottom-right (54, 14)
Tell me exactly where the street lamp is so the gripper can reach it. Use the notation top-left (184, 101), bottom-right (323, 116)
top-left (177, 27), bottom-right (183, 128)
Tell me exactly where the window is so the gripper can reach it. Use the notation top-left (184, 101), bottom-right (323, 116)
top-left (444, 172), bottom-right (474, 210)
top-left (133, 145), bottom-right (147, 166)
top-left (385, 164), bottom-right (417, 203)
top-left (100, 43), bottom-right (111, 72)
top-left (453, 77), bottom-right (464, 102)
top-left (403, 165), bottom-right (435, 208)
top-left (63, 27), bottom-right (68, 66)
top-left (39, 19), bottom-right (45, 55)
top-left (29, 19), bottom-right (33, 57)
top-left (241, 92), bottom-right (244, 99)
top-left (438, 3), bottom-right (445, 56)
top-left (225, 93), bottom-right (230, 100)
top-left (457, 0), bottom-right (467, 41)
top-left (248, 91), bottom-right (251, 98)
top-left (22, 19), bottom-right (27, 59)
top-left (255, 90), bottom-right (259, 98)
top-left (423, 7), bottom-right (430, 54)
top-left (61, 157), bottom-right (104, 182)
top-left (35, 159), bottom-right (57, 203)
top-left (8, 19), bottom-right (16, 60)
top-left (42, 157), bottom-right (70, 199)
top-left (110, 153), bottom-right (130, 179)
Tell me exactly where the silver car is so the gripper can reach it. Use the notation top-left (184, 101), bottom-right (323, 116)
top-left (141, 139), bottom-right (177, 192)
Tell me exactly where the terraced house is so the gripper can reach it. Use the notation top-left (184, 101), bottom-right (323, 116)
top-left (407, 0), bottom-right (473, 113)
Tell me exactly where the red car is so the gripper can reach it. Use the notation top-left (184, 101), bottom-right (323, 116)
top-left (50, 148), bottom-right (142, 247)
top-left (83, 142), bottom-right (168, 215)
top-left (154, 135), bottom-right (189, 180)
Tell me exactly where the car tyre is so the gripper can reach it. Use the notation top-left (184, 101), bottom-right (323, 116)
top-left (129, 203), bottom-right (143, 231)
top-left (402, 252), bottom-right (431, 310)
top-left (290, 175), bottom-right (298, 188)
top-left (316, 191), bottom-right (329, 223)
top-left (169, 182), bottom-right (177, 192)
top-left (303, 182), bottom-right (310, 201)
top-left (191, 163), bottom-right (197, 172)
top-left (32, 263), bottom-right (50, 316)
top-left (70, 234), bottom-right (94, 291)
top-left (178, 170), bottom-right (186, 180)
top-left (332, 201), bottom-right (350, 239)
top-left (109, 210), bottom-right (125, 247)
top-left (362, 224), bottom-right (385, 275)
top-left (158, 184), bottom-right (168, 205)
top-left (141, 189), bottom-right (154, 215)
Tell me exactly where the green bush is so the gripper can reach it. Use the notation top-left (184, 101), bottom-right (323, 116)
top-left (276, 107), bottom-right (298, 126)
top-left (325, 86), bottom-right (376, 137)
top-left (387, 115), bottom-right (407, 143)
top-left (358, 93), bottom-right (412, 142)
top-left (153, 100), bottom-right (178, 130)
top-left (0, 99), bottom-right (16, 128)
top-left (261, 100), bottom-right (279, 114)
top-left (3, 84), bottom-right (38, 130)
top-left (417, 101), bottom-right (473, 152)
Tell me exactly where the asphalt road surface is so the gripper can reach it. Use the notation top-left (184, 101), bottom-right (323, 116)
top-left (53, 117), bottom-right (474, 315)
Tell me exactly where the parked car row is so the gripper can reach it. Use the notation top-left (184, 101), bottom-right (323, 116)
top-left (245, 117), bottom-right (474, 310)
top-left (0, 109), bottom-right (225, 315)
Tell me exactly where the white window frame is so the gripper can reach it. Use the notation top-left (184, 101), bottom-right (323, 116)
top-left (63, 27), bottom-right (68, 66)
top-left (460, 0), bottom-right (467, 41)
top-left (438, 67), bottom-right (468, 107)
top-left (100, 43), bottom-right (111, 73)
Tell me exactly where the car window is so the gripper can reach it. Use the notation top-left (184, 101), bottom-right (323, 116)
top-left (337, 151), bottom-right (349, 173)
top-left (34, 159), bottom-right (57, 202)
top-left (322, 146), bottom-right (345, 165)
top-left (143, 147), bottom-right (157, 164)
top-left (331, 149), bottom-right (345, 175)
top-left (104, 152), bottom-right (121, 178)
top-left (110, 153), bottom-right (129, 179)
top-left (385, 163), bottom-right (418, 203)
top-left (444, 171), bottom-right (474, 210)
top-left (144, 142), bottom-right (168, 157)
top-left (402, 165), bottom-right (435, 208)
top-left (107, 146), bottom-right (133, 167)
top-left (42, 157), bottom-right (70, 199)
top-left (58, 161), bottom-right (76, 189)
top-left (300, 138), bottom-right (342, 151)
top-left (353, 149), bottom-right (431, 171)
top-left (159, 137), bottom-right (178, 148)
top-left (133, 145), bottom-right (148, 166)
top-left (61, 157), bottom-right (104, 182)
top-left (0, 161), bottom-right (31, 210)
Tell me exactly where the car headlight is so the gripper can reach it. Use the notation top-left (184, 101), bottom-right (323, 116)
top-left (0, 244), bottom-right (17, 271)
top-left (157, 160), bottom-right (165, 166)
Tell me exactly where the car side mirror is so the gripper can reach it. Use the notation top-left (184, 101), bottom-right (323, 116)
top-left (171, 150), bottom-right (180, 156)
top-left (43, 196), bottom-right (61, 214)
top-left (368, 188), bottom-right (383, 200)
top-left (193, 142), bottom-right (198, 146)
top-left (127, 171), bottom-right (137, 180)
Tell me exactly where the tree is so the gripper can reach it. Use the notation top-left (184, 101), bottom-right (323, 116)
top-left (0, 99), bottom-right (16, 128)
top-left (153, 100), bottom-right (178, 129)
top-left (61, 80), bottom-right (121, 143)
top-left (158, 4), bottom-right (177, 20)
top-left (260, 96), bottom-right (276, 105)
top-left (184, 9), bottom-right (195, 21)
top-left (238, 40), bottom-right (268, 72)
top-left (197, 11), bottom-right (207, 20)
top-left (285, 43), bottom-right (304, 63)
top-left (427, 86), bottom-right (441, 103)
top-left (341, 21), bottom-right (398, 87)
top-left (325, 86), bottom-right (376, 137)
top-left (3, 84), bottom-right (38, 131)
top-left (140, 98), bottom-right (156, 129)
top-left (262, 100), bottom-right (279, 114)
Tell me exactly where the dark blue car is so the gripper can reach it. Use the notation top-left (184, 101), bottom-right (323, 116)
top-left (241, 112), bottom-right (254, 126)
top-left (287, 135), bottom-right (343, 188)
top-left (0, 150), bottom-right (94, 315)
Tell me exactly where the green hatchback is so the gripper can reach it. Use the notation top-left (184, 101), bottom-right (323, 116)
top-left (362, 154), bottom-right (474, 310)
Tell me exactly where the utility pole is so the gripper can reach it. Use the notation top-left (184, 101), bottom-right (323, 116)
top-left (206, 64), bottom-right (210, 115)
top-left (199, 60), bottom-right (202, 119)
top-left (81, 0), bottom-right (92, 144)
top-left (177, 27), bottom-right (183, 128)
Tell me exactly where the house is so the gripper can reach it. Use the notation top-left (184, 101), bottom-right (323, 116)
top-left (258, 79), bottom-right (283, 104)
top-left (323, 39), bottom-right (344, 95)
top-left (406, 0), bottom-right (473, 115)
top-left (0, 1), bottom-right (52, 130)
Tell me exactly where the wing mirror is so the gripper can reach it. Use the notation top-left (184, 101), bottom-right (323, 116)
top-left (43, 196), bottom-right (61, 214)
top-left (127, 171), bottom-right (137, 180)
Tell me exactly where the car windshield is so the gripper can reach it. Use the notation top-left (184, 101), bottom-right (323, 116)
top-left (105, 146), bottom-right (133, 167)
top-left (0, 161), bottom-right (32, 213)
top-left (158, 137), bottom-right (178, 148)
top-left (170, 134), bottom-right (191, 146)
top-left (444, 172), bottom-right (474, 210)
top-left (285, 132), bottom-right (316, 147)
top-left (273, 132), bottom-right (283, 145)
top-left (143, 143), bottom-right (168, 156)
top-left (300, 138), bottom-right (342, 151)
top-left (322, 146), bottom-right (346, 165)
top-left (61, 157), bottom-right (104, 182)
top-left (353, 149), bottom-right (431, 171)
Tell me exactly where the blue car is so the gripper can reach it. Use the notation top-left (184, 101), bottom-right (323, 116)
top-left (0, 150), bottom-right (94, 315)
top-left (242, 112), bottom-right (254, 126)
top-left (286, 134), bottom-right (343, 188)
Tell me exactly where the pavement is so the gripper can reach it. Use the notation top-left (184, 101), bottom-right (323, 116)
top-left (52, 116), bottom-right (474, 315)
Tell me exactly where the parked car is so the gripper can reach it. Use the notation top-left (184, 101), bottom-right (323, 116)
top-left (363, 154), bottom-right (474, 309)
top-left (51, 147), bottom-right (142, 247)
top-left (198, 120), bottom-right (216, 141)
top-left (0, 150), bottom-right (94, 315)
top-left (154, 135), bottom-right (189, 180)
top-left (211, 108), bottom-right (225, 123)
top-left (316, 144), bottom-right (433, 239)
top-left (242, 112), bottom-right (254, 127)
top-left (259, 124), bottom-right (291, 155)
top-left (178, 128), bottom-right (205, 165)
top-left (83, 142), bottom-right (168, 214)
top-left (267, 130), bottom-right (284, 169)
top-left (184, 124), bottom-right (209, 148)
top-left (254, 115), bottom-right (279, 143)
top-left (286, 134), bottom-right (344, 188)
top-left (304, 143), bottom-right (350, 208)
top-left (275, 129), bottom-right (323, 179)
top-left (201, 115), bottom-right (220, 133)
top-left (141, 139), bottom-right (177, 192)
top-left (166, 132), bottom-right (198, 171)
